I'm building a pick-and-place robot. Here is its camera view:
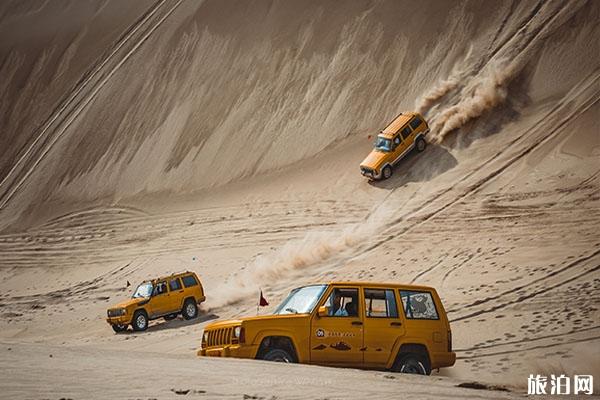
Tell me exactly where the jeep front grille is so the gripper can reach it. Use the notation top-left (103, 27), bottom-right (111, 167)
top-left (107, 309), bottom-right (124, 317)
top-left (361, 167), bottom-right (374, 175)
top-left (206, 327), bottom-right (233, 347)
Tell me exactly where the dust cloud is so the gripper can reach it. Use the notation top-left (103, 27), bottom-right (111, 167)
top-left (208, 200), bottom-right (396, 308)
top-left (418, 0), bottom-right (589, 144)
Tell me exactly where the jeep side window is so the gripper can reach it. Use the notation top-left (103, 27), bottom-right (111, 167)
top-left (182, 274), bottom-right (198, 288)
top-left (409, 117), bottom-right (422, 130)
top-left (364, 288), bottom-right (398, 318)
top-left (169, 277), bottom-right (182, 291)
top-left (400, 290), bottom-right (439, 320)
top-left (393, 136), bottom-right (401, 147)
top-left (153, 281), bottom-right (168, 296)
top-left (400, 126), bottom-right (412, 140)
top-left (325, 288), bottom-right (359, 317)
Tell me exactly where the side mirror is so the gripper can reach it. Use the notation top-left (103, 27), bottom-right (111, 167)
top-left (317, 306), bottom-right (329, 317)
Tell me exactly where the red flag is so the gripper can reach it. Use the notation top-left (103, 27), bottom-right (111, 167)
top-left (259, 290), bottom-right (269, 307)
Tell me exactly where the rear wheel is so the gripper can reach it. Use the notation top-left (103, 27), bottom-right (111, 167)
top-left (416, 137), bottom-right (427, 152)
top-left (262, 348), bottom-right (294, 363)
top-left (182, 299), bottom-right (198, 320)
top-left (111, 324), bottom-right (127, 333)
top-left (393, 353), bottom-right (430, 375)
top-left (132, 310), bottom-right (148, 331)
top-left (382, 165), bottom-right (393, 180)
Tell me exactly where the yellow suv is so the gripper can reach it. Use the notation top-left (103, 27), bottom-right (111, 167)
top-left (360, 112), bottom-right (429, 180)
top-left (106, 271), bottom-right (205, 333)
top-left (199, 282), bottom-right (455, 375)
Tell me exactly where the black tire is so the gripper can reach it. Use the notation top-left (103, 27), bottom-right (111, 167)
top-left (416, 137), bottom-right (427, 152)
top-left (164, 314), bottom-right (178, 321)
top-left (182, 299), bottom-right (198, 320)
top-left (262, 348), bottom-right (294, 363)
top-left (132, 310), bottom-right (148, 331)
top-left (382, 165), bottom-right (393, 180)
top-left (111, 324), bottom-right (127, 333)
top-left (393, 353), bottom-right (431, 375)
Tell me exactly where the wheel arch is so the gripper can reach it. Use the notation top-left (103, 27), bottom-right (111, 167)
top-left (387, 339), bottom-right (431, 370)
top-left (133, 307), bottom-right (148, 320)
top-left (181, 296), bottom-right (197, 309)
top-left (381, 163), bottom-right (393, 178)
top-left (255, 333), bottom-right (299, 363)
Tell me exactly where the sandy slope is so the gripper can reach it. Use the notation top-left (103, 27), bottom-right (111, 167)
top-left (0, 0), bottom-right (599, 398)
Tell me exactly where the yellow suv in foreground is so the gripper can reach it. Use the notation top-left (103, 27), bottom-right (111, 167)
top-left (360, 112), bottom-right (429, 180)
top-left (107, 271), bottom-right (205, 333)
top-left (199, 282), bottom-right (455, 375)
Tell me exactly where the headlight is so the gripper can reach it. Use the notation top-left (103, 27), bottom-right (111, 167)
top-left (233, 326), bottom-right (245, 343)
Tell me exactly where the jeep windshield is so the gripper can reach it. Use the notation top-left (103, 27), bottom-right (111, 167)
top-left (273, 284), bottom-right (327, 315)
top-left (132, 282), bottom-right (153, 299)
top-left (375, 136), bottom-right (392, 152)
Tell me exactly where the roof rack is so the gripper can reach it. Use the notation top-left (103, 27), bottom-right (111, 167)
top-left (154, 270), bottom-right (192, 280)
top-left (384, 112), bottom-right (403, 127)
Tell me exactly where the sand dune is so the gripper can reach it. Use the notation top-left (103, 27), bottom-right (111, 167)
top-left (0, 0), bottom-right (599, 398)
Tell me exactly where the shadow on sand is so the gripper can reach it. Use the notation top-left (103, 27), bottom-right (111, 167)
top-left (368, 143), bottom-right (458, 190)
top-left (119, 312), bottom-right (219, 334)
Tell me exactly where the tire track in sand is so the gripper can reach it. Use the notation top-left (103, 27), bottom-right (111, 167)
top-left (449, 249), bottom-right (600, 322)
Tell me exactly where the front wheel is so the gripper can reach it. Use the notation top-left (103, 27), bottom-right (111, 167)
top-left (132, 310), bottom-right (148, 331)
top-left (382, 165), bottom-right (393, 180)
top-left (416, 137), bottom-right (427, 152)
top-left (262, 348), bottom-right (294, 363)
top-left (393, 353), bottom-right (430, 375)
top-left (182, 299), bottom-right (198, 320)
top-left (111, 324), bottom-right (127, 333)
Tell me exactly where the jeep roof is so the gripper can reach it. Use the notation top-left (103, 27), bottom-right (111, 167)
top-left (379, 112), bottom-right (418, 138)
top-left (150, 270), bottom-right (197, 283)
top-left (322, 281), bottom-right (436, 291)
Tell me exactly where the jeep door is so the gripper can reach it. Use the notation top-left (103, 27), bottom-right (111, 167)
top-left (310, 286), bottom-right (363, 367)
top-left (181, 273), bottom-right (203, 301)
top-left (399, 289), bottom-right (444, 360)
top-left (167, 277), bottom-right (185, 312)
top-left (409, 115), bottom-right (425, 135)
top-left (399, 125), bottom-right (415, 152)
top-left (148, 280), bottom-right (171, 317)
top-left (391, 126), bottom-right (412, 164)
top-left (362, 287), bottom-right (405, 368)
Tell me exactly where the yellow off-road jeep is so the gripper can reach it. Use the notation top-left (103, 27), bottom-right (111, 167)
top-left (360, 112), bottom-right (429, 180)
top-left (106, 271), bottom-right (205, 333)
top-left (199, 282), bottom-right (455, 375)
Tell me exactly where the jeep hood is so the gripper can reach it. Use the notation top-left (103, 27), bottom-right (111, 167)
top-left (204, 313), bottom-right (308, 329)
top-left (360, 150), bottom-right (388, 169)
top-left (109, 298), bottom-right (148, 309)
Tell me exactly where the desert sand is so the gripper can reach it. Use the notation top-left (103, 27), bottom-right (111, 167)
top-left (0, 0), bottom-right (599, 398)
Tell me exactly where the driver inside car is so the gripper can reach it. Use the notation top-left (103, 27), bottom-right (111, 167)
top-left (154, 282), bottom-right (167, 295)
top-left (330, 292), bottom-right (348, 316)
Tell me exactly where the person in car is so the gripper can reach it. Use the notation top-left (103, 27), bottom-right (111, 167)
top-left (330, 292), bottom-right (349, 316)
